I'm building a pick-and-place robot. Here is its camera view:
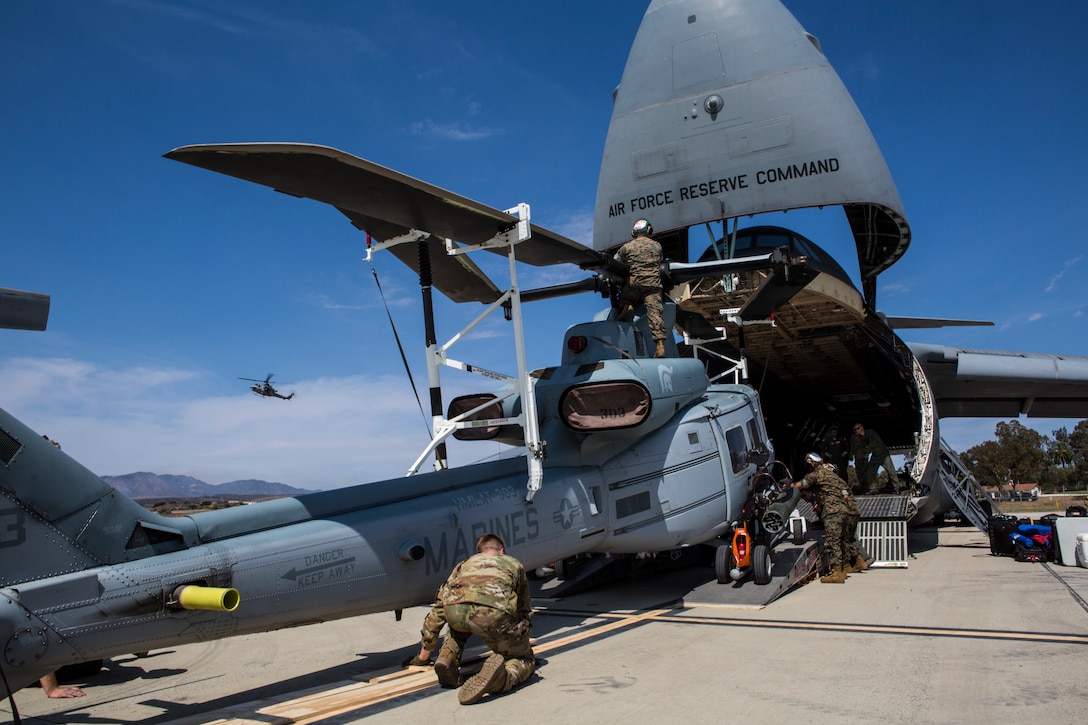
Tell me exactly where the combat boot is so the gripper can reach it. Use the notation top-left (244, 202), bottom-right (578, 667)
top-left (618, 304), bottom-right (635, 321)
top-left (654, 339), bottom-right (665, 358)
top-left (458, 653), bottom-right (507, 705)
top-left (820, 567), bottom-right (847, 584)
top-left (434, 650), bottom-right (462, 688)
top-left (851, 554), bottom-right (869, 572)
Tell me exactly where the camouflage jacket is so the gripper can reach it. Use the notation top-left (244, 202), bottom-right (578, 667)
top-left (800, 465), bottom-right (860, 517)
top-left (616, 234), bottom-right (663, 289)
top-left (440, 552), bottom-right (530, 614)
top-left (420, 552), bottom-right (530, 650)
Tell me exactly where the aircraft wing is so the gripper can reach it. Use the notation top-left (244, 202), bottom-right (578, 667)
top-left (885, 316), bottom-right (993, 330)
top-left (165, 143), bottom-right (603, 303)
top-left (0, 287), bottom-right (50, 331)
top-left (908, 342), bottom-right (1088, 418)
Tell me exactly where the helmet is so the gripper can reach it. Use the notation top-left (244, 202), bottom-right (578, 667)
top-left (804, 452), bottom-right (823, 469)
top-left (632, 218), bottom-right (653, 237)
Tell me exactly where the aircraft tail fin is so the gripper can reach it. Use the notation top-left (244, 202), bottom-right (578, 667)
top-left (0, 407), bottom-right (197, 587)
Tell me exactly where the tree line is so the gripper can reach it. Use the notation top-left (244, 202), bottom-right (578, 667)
top-left (961, 419), bottom-right (1088, 493)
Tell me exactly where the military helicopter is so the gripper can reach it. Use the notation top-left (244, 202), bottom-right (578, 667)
top-left (4, 0), bottom-right (1088, 702)
top-left (239, 374), bottom-right (294, 400)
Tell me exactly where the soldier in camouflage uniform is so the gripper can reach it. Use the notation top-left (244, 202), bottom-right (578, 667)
top-left (850, 422), bottom-right (904, 494)
top-left (793, 452), bottom-right (862, 583)
top-left (616, 218), bottom-right (667, 358)
top-left (412, 533), bottom-right (534, 705)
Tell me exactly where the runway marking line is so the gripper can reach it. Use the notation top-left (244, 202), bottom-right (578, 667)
top-left (544, 608), bottom-right (1088, 646)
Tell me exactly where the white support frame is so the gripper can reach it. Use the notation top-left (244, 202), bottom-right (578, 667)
top-left (369, 205), bottom-right (546, 501)
top-left (685, 328), bottom-right (748, 384)
top-left (364, 228), bottom-right (430, 263)
top-left (684, 304), bottom-right (776, 384)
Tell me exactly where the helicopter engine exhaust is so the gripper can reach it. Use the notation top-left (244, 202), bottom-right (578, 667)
top-left (172, 585), bottom-right (241, 612)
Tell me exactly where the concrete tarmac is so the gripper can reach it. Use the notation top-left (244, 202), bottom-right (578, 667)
top-left (6, 525), bottom-right (1088, 724)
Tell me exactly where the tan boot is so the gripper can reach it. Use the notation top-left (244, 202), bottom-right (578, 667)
top-left (820, 568), bottom-right (847, 584)
top-left (654, 339), bottom-right (665, 358)
top-left (458, 653), bottom-right (507, 705)
top-left (618, 304), bottom-right (635, 321)
top-left (434, 650), bottom-right (462, 688)
top-left (851, 554), bottom-right (869, 572)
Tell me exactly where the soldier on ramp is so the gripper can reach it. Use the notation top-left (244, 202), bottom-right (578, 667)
top-left (794, 452), bottom-right (864, 583)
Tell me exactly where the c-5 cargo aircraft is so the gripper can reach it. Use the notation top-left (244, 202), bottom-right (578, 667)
top-left (4, 0), bottom-right (1088, 701)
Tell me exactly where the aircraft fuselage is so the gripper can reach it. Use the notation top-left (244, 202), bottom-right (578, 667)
top-left (0, 366), bottom-right (766, 694)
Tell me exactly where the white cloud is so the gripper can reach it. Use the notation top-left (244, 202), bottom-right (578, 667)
top-left (409, 120), bottom-right (498, 141)
top-left (879, 281), bottom-right (910, 296)
top-left (550, 211), bottom-right (595, 247)
top-left (1044, 255), bottom-right (1082, 293)
top-left (0, 357), bottom-right (509, 491)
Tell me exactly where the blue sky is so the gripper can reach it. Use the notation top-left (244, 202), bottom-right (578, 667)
top-left (2, 1), bottom-right (1086, 490)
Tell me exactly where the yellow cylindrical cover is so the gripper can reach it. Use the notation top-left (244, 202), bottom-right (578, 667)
top-left (174, 585), bottom-right (241, 612)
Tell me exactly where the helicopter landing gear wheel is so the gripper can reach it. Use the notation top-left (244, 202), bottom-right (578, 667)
top-left (554, 557), bottom-right (570, 581)
top-left (714, 545), bottom-right (734, 584)
top-left (752, 544), bottom-right (772, 585)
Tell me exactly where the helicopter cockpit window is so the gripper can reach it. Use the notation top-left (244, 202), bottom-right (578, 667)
top-left (560, 381), bottom-right (651, 431)
top-left (747, 418), bottom-right (764, 450)
top-left (724, 425), bottom-right (748, 474)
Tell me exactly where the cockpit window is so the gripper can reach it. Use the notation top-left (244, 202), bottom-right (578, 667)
top-left (747, 418), bottom-right (764, 449)
top-left (750, 230), bottom-right (791, 251)
top-left (724, 425), bottom-right (749, 474)
top-left (789, 236), bottom-right (819, 260)
top-left (698, 226), bottom-right (823, 264)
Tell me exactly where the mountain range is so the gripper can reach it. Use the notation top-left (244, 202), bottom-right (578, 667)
top-left (102, 471), bottom-right (319, 500)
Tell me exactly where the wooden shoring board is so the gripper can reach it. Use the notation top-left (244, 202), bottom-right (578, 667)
top-left (183, 607), bottom-right (673, 725)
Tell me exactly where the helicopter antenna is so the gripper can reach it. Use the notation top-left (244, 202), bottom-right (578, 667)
top-left (370, 261), bottom-right (431, 439)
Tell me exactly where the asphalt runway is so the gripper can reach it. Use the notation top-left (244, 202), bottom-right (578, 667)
top-left (6, 526), bottom-right (1088, 724)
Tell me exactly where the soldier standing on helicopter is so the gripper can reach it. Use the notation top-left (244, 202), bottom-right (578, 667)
top-left (615, 218), bottom-right (667, 358)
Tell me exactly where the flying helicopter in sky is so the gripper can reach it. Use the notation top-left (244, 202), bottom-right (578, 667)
top-left (4, 0), bottom-right (1088, 702)
top-left (239, 374), bottom-right (295, 400)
